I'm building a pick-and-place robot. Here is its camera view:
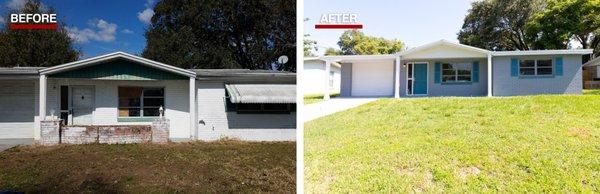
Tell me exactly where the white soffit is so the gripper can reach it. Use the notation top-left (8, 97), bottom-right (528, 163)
top-left (493, 49), bottom-right (593, 56)
top-left (400, 40), bottom-right (490, 59)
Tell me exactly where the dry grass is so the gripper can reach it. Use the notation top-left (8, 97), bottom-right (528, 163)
top-left (0, 140), bottom-right (295, 193)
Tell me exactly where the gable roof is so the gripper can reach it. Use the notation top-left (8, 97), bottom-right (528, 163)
top-left (399, 39), bottom-right (491, 59)
top-left (39, 52), bottom-right (196, 78)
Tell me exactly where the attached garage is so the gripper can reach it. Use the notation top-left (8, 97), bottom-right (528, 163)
top-left (350, 60), bottom-right (395, 97)
top-left (0, 80), bottom-right (36, 139)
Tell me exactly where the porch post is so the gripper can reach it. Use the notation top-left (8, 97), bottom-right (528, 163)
top-left (189, 77), bottom-right (196, 139)
top-left (39, 74), bottom-right (47, 120)
top-left (487, 53), bottom-right (493, 97)
top-left (323, 59), bottom-right (331, 100)
top-left (394, 55), bottom-right (401, 98)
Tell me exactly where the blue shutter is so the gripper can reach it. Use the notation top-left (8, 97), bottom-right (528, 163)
top-left (472, 61), bottom-right (479, 83)
top-left (511, 58), bottom-right (519, 77)
top-left (555, 57), bottom-right (563, 76)
top-left (434, 62), bottom-right (441, 84)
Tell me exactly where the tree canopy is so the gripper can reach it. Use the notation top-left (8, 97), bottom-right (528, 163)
top-left (458, 0), bottom-right (546, 51)
top-left (142, 0), bottom-right (296, 71)
top-left (459, 0), bottom-right (600, 57)
top-left (527, 0), bottom-right (600, 56)
top-left (0, 0), bottom-right (80, 67)
top-left (335, 30), bottom-right (405, 55)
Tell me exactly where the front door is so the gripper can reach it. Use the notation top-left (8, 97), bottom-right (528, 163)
top-left (407, 63), bottom-right (428, 95)
top-left (71, 86), bottom-right (94, 125)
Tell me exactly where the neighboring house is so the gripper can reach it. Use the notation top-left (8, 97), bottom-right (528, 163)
top-left (303, 57), bottom-right (341, 95)
top-left (306, 40), bottom-right (592, 98)
top-left (0, 52), bottom-right (296, 141)
top-left (583, 56), bottom-right (600, 89)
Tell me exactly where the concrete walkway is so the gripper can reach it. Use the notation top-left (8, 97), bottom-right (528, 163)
top-left (0, 138), bottom-right (33, 152)
top-left (303, 98), bottom-right (378, 122)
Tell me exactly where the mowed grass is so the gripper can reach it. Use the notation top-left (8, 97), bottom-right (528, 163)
top-left (305, 94), bottom-right (600, 193)
top-left (304, 93), bottom-right (339, 105)
top-left (0, 141), bottom-right (295, 193)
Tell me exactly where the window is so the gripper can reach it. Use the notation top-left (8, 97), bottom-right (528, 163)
top-left (519, 59), bottom-right (553, 76)
top-left (118, 87), bottom-right (164, 117)
top-left (329, 71), bottom-right (334, 88)
top-left (441, 63), bottom-right (472, 83)
top-left (224, 90), bottom-right (295, 114)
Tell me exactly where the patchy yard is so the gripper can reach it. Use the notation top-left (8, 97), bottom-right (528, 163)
top-left (305, 94), bottom-right (600, 193)
top-left (0, 141), bottom-right (295, 193)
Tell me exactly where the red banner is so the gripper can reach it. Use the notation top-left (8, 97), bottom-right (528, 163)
top-left (9, 23), bottom-right (58, 30)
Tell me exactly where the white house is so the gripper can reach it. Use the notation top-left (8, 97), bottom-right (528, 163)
top-left (0, 52), bottom-right (296, 142)
top-left (305, 40), bottom-right (592, 98)
top-left (303, 57), bottom-right (341, 96)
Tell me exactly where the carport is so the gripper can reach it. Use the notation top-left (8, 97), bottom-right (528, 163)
top-left (0, 67), bottom-right (41, 140)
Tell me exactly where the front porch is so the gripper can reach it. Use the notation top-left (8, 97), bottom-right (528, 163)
top-left (36, 52), bottom-right (197, 142)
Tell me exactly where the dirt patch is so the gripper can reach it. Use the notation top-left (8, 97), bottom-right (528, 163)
top-left (458, 166), bottom-right (481, 180)
top-left (0, 140), bottom-right (295, 193)
top-left (413, 171), bottom-right (434, 193)
top-left (568, 128), bottom-right (591, 138)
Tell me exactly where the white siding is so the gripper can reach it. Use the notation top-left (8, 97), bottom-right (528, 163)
top-left (40, 79), bottom-right (190, 139)
top-left (351, 60), bottom-right (395, 96)
top-left (196, 81), bottom-right (296, 141)
top-left (303, 60), bottom-right (341, 95)
top-left (0, 80), bottom-right (36, 139)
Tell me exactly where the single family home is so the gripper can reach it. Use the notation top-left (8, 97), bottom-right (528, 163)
top-left (0, 52), bottom-right (296, 142)
top-left (305, 40), bottom-right (592, 98)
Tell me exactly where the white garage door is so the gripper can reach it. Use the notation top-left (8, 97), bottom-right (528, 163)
top-left (351, 61), bottom-right (394, 96)
top-left (0, 80), bottom-right (35, 139)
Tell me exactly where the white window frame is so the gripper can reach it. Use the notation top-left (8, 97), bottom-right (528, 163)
top-left (405, 62), bottom-right (429, 96)
top-left (519, 58), bottom-right (554, 76)
top-left (441, 62), bottom-right (473, 83)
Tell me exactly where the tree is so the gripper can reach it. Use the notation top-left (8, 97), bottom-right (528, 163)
top-left (458, 0), bottom-right (546, 51)
top-left (336, 30), bottom-right (405, 55)
top-left (526, 0), bottom-right (600, 56)
top-left (304, 18), bottom-right (317, 57)
top-left (0, 0), bottom-right (80, 67)
top-left (324, 47), bottom-right (342, 56)
top-left (304, 34), bottom-right (317, 57)
top-left (143, 0), bottom-right (296, 71)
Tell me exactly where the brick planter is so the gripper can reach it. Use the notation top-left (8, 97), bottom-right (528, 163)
top-left (39, 118), bottom-right (170, 145)
top-left (151, 117), bottom-right (170, 143)
top-left (40, 119), bottom-right (62, 146)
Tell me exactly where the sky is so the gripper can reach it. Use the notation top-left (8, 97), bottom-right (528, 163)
top-left (305, 0), bottom-right (477, 55)
top-left (0, 0), bottom-right (154, 58)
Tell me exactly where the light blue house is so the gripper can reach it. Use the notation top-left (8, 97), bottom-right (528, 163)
top-left (308, 40), bottom-right (592, 98)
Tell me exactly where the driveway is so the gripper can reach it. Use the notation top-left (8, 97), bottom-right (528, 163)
top-left (303, 98), bottom-right (378, 122)
top-left (0, 138), bottom-right (34, 151)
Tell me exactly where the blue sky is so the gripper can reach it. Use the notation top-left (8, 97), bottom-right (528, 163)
top-left (0, 0), bottom-right (154, 58)
top-left (305, 0), bottom-right (477, 55)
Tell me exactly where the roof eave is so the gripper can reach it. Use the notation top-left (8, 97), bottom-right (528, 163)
top-left (39, 52), bottom-right (196, 78)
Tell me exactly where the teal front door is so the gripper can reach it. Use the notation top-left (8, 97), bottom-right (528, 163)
top-left (412, 63), bottom-right (428, 95)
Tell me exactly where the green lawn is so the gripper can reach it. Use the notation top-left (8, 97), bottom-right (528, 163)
top-left (304, 93), bottom-right (339, 105)
top-left (0, 141), bottom-right (295, 193)
top-left (305, 93), bottom-right (600, 193)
